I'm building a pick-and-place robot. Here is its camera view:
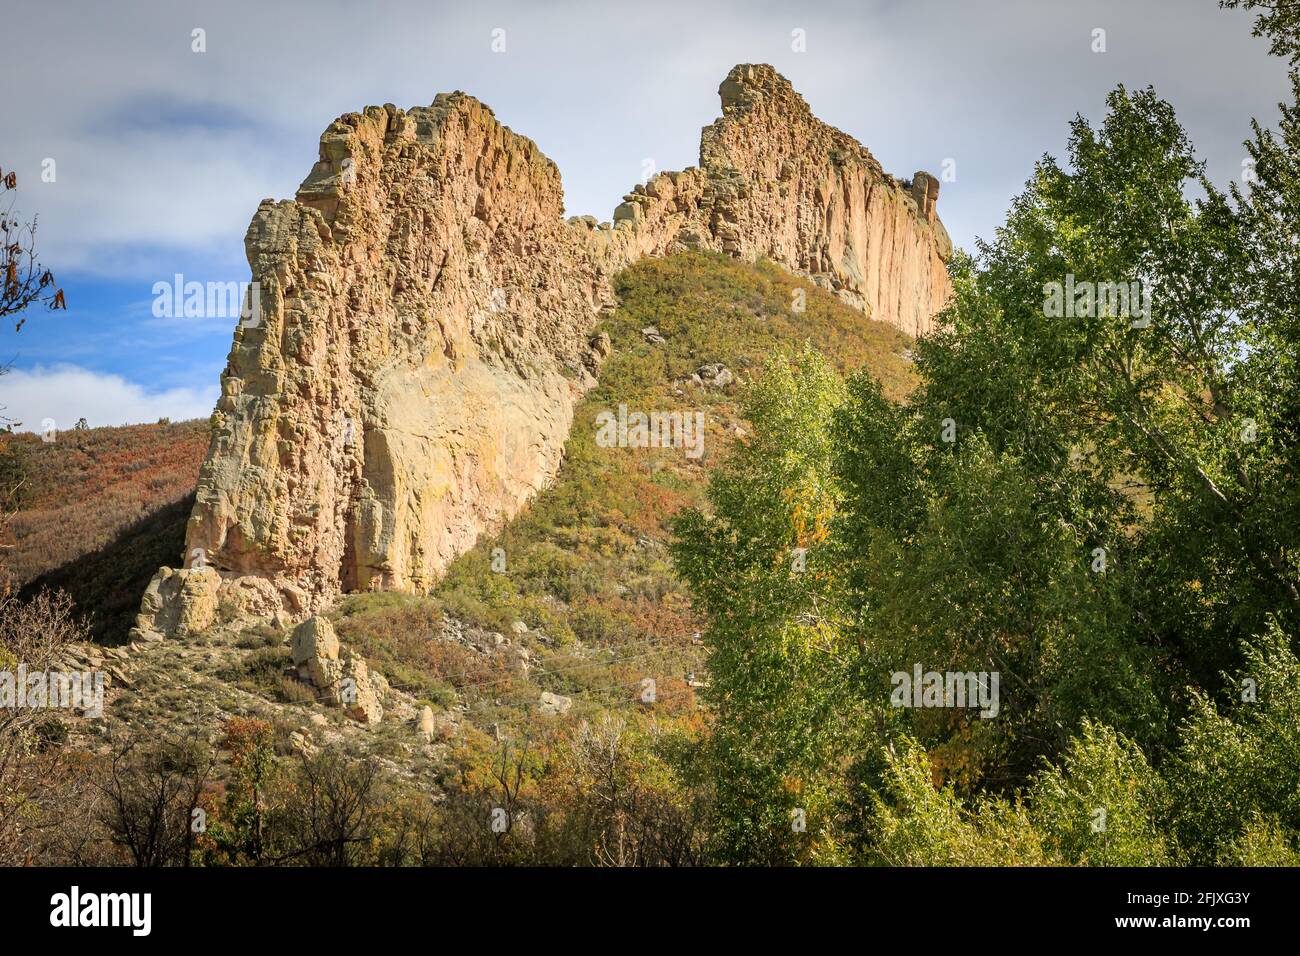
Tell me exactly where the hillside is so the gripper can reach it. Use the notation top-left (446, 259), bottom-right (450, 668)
top-left (25, 252), bottom-right (915, 850)
top-left (2, 252), bottom-right (912, 659)
top-left (331, 251), bottom-right (915, 735)
top-left (0, 418), bottom-right (209, 641)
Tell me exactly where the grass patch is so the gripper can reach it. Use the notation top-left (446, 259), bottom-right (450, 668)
top-left (332, 592), bottom-right (506, 705)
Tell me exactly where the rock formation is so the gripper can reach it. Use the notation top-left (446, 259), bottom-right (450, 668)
top-left (148, 63), bottom-right (952, 623)
top-left (290, 616), bottom-right (385, 723)
top-left (132, 566), bottom-right (221, 641)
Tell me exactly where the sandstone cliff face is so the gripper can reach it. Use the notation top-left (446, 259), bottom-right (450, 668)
top-left (166, 64), bottom-right (952, 619)
top-left (609, 64), bottom-right (952, 333)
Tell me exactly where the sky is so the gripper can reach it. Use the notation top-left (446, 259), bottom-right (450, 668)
top-left (0, 0), bottom-right (1292, 430)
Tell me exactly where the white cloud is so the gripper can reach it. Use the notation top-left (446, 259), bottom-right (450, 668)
top-left (0, 0), bottom-right (1289, 283)
top-left (24, 128), bottom-right (286, 278)
top-left (0, 365), bottom-right (218, 432)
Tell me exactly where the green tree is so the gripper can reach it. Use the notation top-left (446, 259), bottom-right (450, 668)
top-left (868, 737), bottom-right (1055, 866)
top-left (675, 0), bottom-right (1300, 862)
top-left (672, 348), bottom-right (862, 864)
top-left (207, 717), bottom-right (278, 865)
top-left (1222, 0), bottom-right (1300, 63)
top-left (1027, 720), bottom-right (1171, 865)
top-left (1165, 622), bottom-right (1300, 863)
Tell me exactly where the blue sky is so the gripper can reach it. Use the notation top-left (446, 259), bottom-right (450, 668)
top-left (0, 0), bottom-right (1291, 430)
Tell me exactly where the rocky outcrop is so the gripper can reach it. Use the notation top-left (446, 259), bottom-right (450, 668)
top-left (149, 64), bottom-right (951, 619)
top-left (290, 615), bottom-right (340, 686)
top-left (538, 691), bottom-right (573, 718)
top-left (290, 616), bottom-right (384, 723)
top-left (622, 64), bottom-right (953, 328)
top-left (130, 566), bottom-right (221, 641)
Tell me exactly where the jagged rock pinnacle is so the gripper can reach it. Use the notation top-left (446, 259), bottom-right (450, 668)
top-left (138, 65), bottom-right (954, 625)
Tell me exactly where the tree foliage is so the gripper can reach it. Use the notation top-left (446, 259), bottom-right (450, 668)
top-left (673, 8), bottom-right (1300, 864)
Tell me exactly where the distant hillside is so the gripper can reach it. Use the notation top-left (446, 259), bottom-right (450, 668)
top-left (1, 418), bottom-right (210, 642)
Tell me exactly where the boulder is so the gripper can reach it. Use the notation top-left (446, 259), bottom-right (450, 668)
top-left (613, 200), bottom-right (643, 224)
top-left (338, 655), bottom-right (383, 724)
top-left (697, 363), bottom-right (734, 388)
top-left (538, 691), bottom-right (572, 717)
top-left (290, 616), bottom-right (382, 724)
top-left (217, 574), bottom-right (283, 618)
top-left (291, 616), bottom-right (339, 669)
top-left (130, 566), bottom-right (222, 641)
top-left (417, 706), bottom-right (436, 739)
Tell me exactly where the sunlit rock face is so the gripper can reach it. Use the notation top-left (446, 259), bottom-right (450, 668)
top-left (166, 64), bottom-right (952, 615)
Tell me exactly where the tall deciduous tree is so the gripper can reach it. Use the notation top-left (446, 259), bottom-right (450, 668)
top-left (675, 2), bottom-right (1300, 862)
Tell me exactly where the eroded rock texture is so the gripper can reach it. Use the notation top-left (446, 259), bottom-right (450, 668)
top-left (166, 63), bottom-right (952, 617)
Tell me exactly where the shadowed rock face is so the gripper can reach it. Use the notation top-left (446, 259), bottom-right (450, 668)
top-left (164, 64), bottom-right (952, 618)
